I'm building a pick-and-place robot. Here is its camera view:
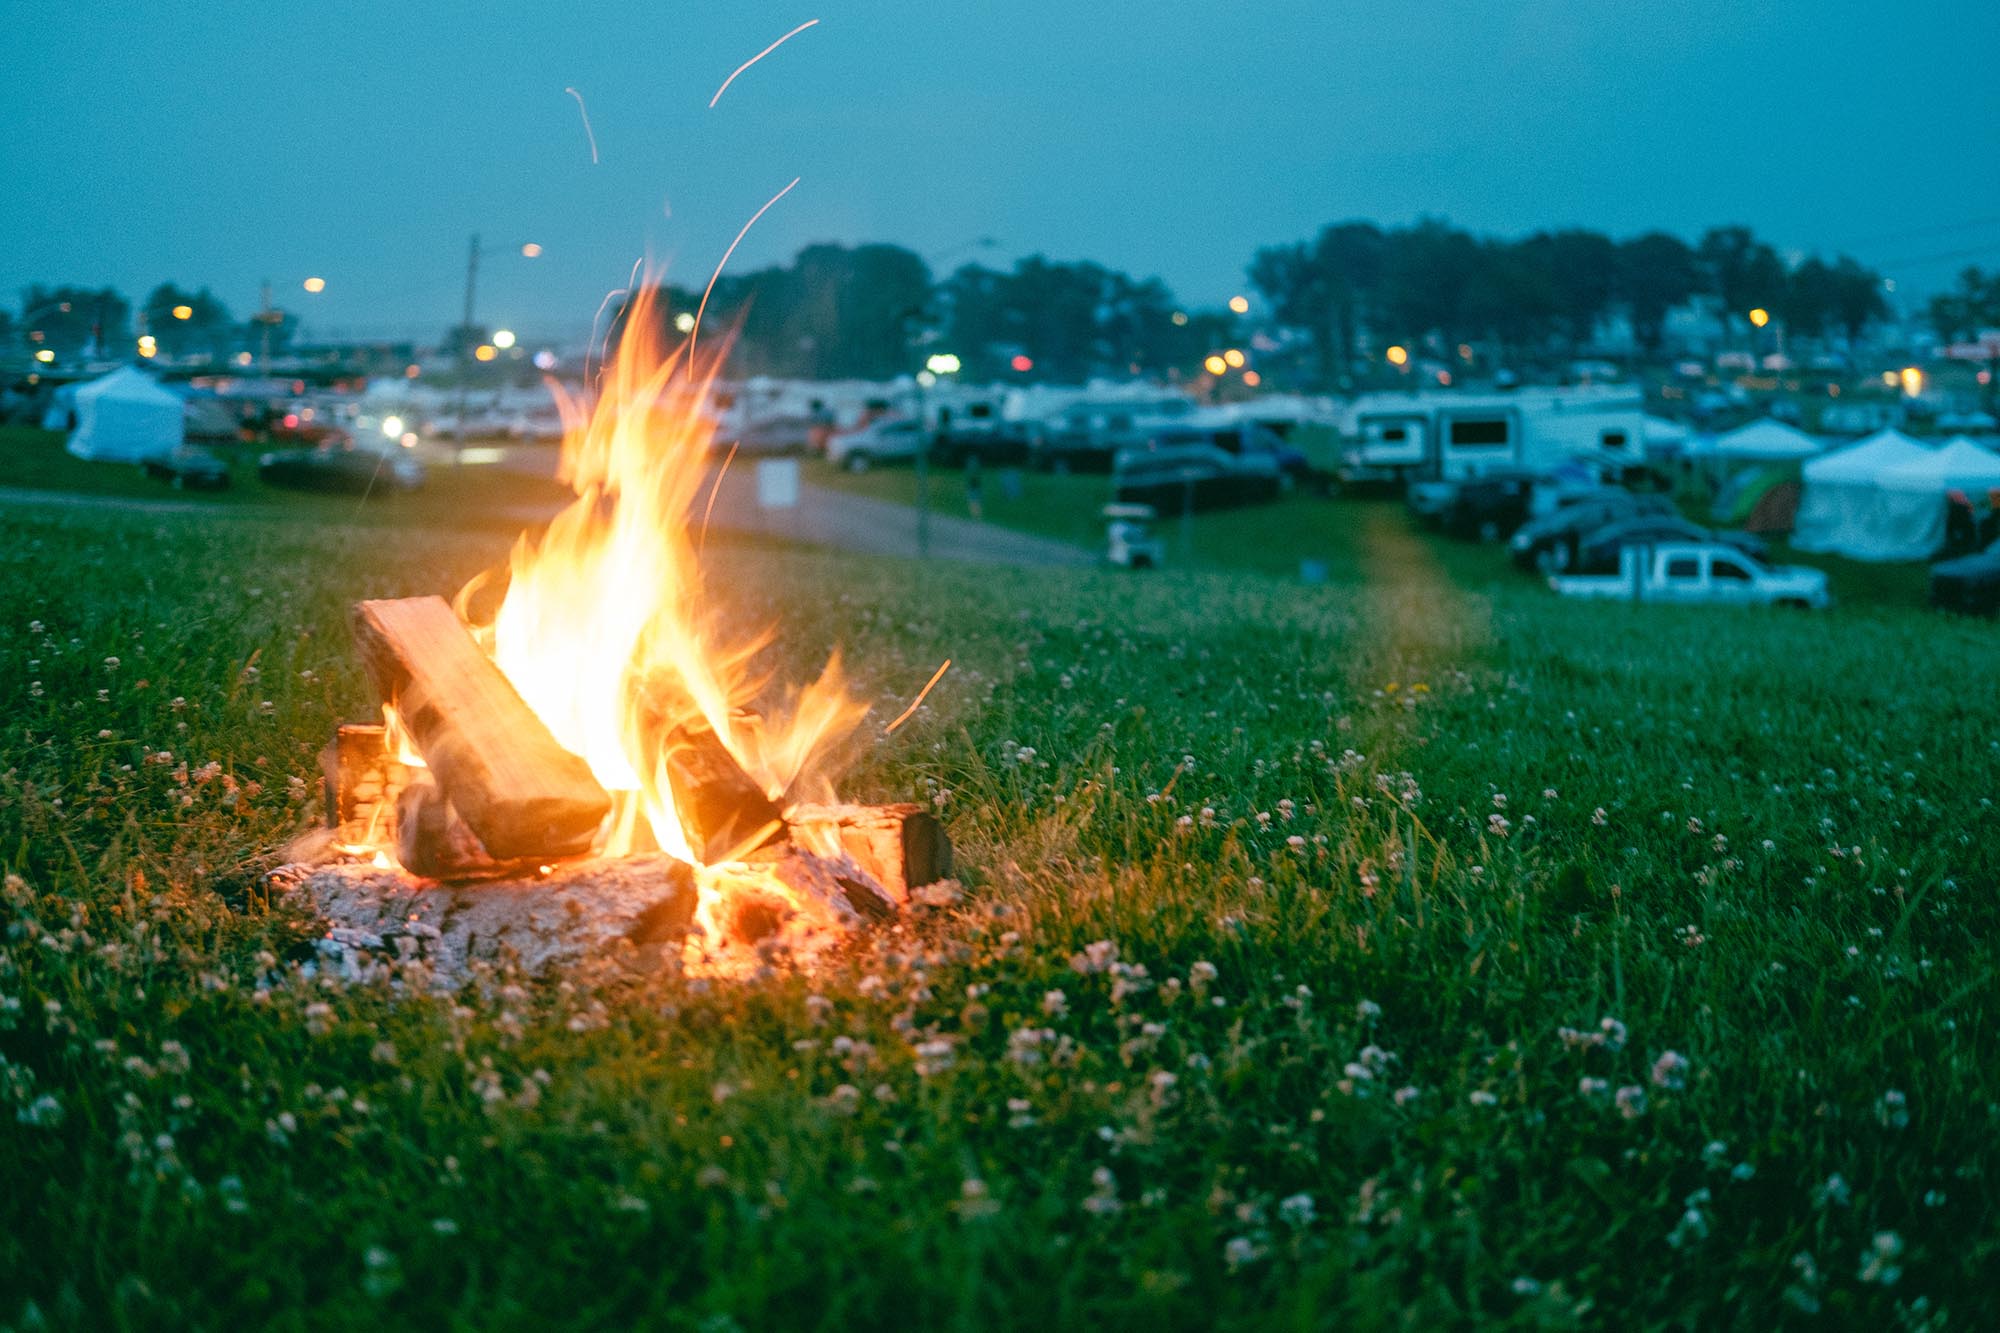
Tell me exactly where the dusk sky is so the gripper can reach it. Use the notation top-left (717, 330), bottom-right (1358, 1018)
top-left (7, 2), bottom-right (1999, 342)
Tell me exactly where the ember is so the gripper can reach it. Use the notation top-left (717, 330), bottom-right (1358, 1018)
top-left (306, 284), bottom-right (949, 973)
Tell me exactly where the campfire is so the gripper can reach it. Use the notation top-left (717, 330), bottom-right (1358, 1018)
top-left (286, 285), bottom-right (950, 978)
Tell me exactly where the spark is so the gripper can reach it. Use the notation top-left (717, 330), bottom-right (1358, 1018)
top-left (708, 19), bottom-right (820, 107)
top-left (690, 176), bottom-right (800, 363)
top-left (563, 86), bottom-right (599, 164)
top-left (698, 439), bottom-right (740, 552)
top-left (884, 659), bottom-right (952, 735)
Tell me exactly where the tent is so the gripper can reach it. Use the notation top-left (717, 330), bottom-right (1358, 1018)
top-left (1866, 437), bottom-right (2000, 561)
top-left (1792, 429), bottom-right (1932, 556)
top-left (66, 367), bottom-right (184, 462)
top-left (1708, 419), bottom-right (1822, 461)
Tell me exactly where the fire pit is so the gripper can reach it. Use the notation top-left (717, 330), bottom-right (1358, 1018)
top-left (270, 286), bottom-right (951, 981)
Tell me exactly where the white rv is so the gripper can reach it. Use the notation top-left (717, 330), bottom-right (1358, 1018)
top-left (1337, 387), bottom-right (1648, 487)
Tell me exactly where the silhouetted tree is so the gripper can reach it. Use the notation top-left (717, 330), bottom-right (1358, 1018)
top-left (1614, 232), bottom-right (1699, 354)
top-left (1697, 226), bottom-right (1786, 342)
top-left (1247, 221), bottom-right (1385, 386)
top-left (20, 285), bottom-right (130, 358)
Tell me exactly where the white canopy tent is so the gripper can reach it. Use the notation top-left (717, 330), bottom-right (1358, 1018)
top-left (66, 367), bottom-right (184, 462)
top-left (1791, 429), bottom-right (1932, 557)
top-left (1707, 418), bottom-right (1822, 461)
top-left (1865, 437), bottom-right (2000, 561)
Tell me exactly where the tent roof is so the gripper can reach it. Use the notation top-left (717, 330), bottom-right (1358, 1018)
top-left (1712, 418), bottom-right (1822, 459)
top-left (1642, 415), bottom-right (1691, 445)
top-left (1802, 429), bottom-right (1930, 483)
top-left (75, 365), bottom-right (183, 409)
top-left (1875, 437), bottom-right (2000, 493)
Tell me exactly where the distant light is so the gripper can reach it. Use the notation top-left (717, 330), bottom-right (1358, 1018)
top-left (925, 352), bottom-right (962, 375)
top-left (400, 432), bottom-right (420, 449)
top-left (1457, 343), bottom-right (1473, 361)
top-left (235, 351), bottom-right (254, 366)
top-left (33, 349), bottom-right (54, 363)
top-left (1879, 370), bottom-right (1898, 387)
top-left (1228, 295), bottom-right (1250, 315)
top-left (674, 311), bottom-right (696, 333)
top-left (533, 349), bottom-right (558, 371)
top-left (1241, 370), bottom-right (1261, 387)
top-left (137, 335), bottom-right (157, 358)
top-left (1899, 366), bottom-right (1924, 397)
top-left (521, 243), bottom-right (543, 258)
top-left (1203, 354), bottom-right (1228, 376)
top-left (1010, 354), bottom-right (1033, 373)
top-left (171, 304), bottom-right (193, 321)
top-left (492, 329), bottom-right (517, 350)
top-left (1386, 345), bottom-right (1409, 367)
top-left (381, 415), bottom-right (405, 437)
top-left (1883, 278), bottom-right (1896, 293)
top-left (1437, 370), bottom-right (1452, 386)
top-left (404, 363), bottom-right (421, 378)
top-left (474, 344), bottom-right (498, 362)
top-left (1223, 348), bottom-right (1245, 368)
top-left (1748, 307), bottom-right (1770, 329)
top-left (303, 277), bottom-right (326, 294)
top-left (916, 370), bottom-right (937, 387)
top-left (283, 413), bottom-right (299, 429)
top-left (1171, 311), bottom-right (1188, 327)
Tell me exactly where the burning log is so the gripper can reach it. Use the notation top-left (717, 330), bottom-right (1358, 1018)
top-left (318, 722), bottom-right (409, 845)
top-left (661, 716), bottom-right (787, 864)
top-left (350, 596), bottom-right (611, 860)
top-left (789, 802), bottom-right (952, 904)
top-left (393, 773), bottom-right (538, 881)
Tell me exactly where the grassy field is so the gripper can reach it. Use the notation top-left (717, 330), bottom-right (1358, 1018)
top-left (1, 481), bottom-right (1997, 1329)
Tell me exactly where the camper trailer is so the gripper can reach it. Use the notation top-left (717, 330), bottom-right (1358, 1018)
top-left (1337, 387), bottom-right (1647, 488)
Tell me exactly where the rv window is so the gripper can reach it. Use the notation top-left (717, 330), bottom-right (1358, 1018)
top-left (1665, 556), bottom-right (1699, 580)
top-left (1106, 414), bottom-right (1133, 432)
top-left (1448, 417), bottom-right (1510, 447)
top-left (969, 403), bottom-right (993, 420)
top-left (1711, 559), bottom-right (1752, 582)
top-left (1380, 426), bottom-right (1407, 442)
top-left (1600, 430), bottom-right (1629, 449)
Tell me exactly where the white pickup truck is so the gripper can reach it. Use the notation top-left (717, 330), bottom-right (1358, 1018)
top-left (1549, 542), bottom-right (1831, 608)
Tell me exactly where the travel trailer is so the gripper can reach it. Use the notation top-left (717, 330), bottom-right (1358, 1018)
top-left (1337, 387), bottom-right (1648, 487)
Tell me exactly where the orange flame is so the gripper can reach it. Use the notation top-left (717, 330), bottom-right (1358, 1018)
top-left (474, 280), bottom-right (867, 887)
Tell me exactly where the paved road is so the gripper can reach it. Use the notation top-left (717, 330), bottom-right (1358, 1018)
top-left (0, 472), bottom-right (1096, 569)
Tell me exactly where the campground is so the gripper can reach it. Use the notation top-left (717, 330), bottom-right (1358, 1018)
top-left (3, 425), bottom-right (1998, 1325)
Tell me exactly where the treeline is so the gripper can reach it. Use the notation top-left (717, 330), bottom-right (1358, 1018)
top-left (4, 283), bottom-right (280, 362)
top-left (644, 220), bottom-right (1901, 388)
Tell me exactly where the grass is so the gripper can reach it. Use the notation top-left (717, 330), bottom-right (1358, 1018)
top-left (1, 482), bottom-right (1997, 1329)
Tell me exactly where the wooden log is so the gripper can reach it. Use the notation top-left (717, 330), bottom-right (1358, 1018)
top-left (661, 717), bottom-right (787, 864)
top-left (788, 802), bottom-right (952, 904)
top-left (350, 596), bottom-right (611, 860)
top-left (318, 722), bottom-right (410, 846)
top-left (394, 773), bottom-right (541, 882)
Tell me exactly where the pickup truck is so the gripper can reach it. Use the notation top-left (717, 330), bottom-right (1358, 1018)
top-left (1549, 542), bottom-right (1831, 608)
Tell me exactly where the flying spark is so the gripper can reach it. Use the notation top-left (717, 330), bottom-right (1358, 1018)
top-left (690, 176), bottom-right (801, 362)
top-left (708, 19), bottom-right (821, 107)
top-left (885, 660), bottom-right (952, 735)
top-left (563, 86), bottom-right (599, 164)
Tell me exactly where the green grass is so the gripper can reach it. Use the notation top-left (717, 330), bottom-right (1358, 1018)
top-left (1, 493), bottom-right (1997, 1330)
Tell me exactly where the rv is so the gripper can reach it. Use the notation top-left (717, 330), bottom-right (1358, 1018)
top-left (1337, 387), bottom-right (1648, 488)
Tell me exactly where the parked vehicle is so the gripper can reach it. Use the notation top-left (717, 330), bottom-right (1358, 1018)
top-left (1438, 471), bottom-right (1538, 541)
top-left (1112, 444), bottom-right (1283, 513)
top-left (1550, 542), bottom-right (1830, 608)
top-left (1029, 398), bottom-right (1194, 473)
top-left (1574, 516), bottom-right (1766, 573)
top-left (932, 398), bottom-right (1031, 467)
top-left (1509, 490), bottom-right (1677, 570)
top-left (1143, 422), bottom-right (1312, 487)
top-left (258, 444), bottom-right (425, 494)
top-left (826, 416), bottom-right (923, 471)
top-left (1929, 539), bottom-right (2000, 614)
top-left (1339, 387), bottom-right (1646, 488)
top-left (731, 414), bottom-right (820, 455)
top-left (140, 445), bottom-right (232, 491)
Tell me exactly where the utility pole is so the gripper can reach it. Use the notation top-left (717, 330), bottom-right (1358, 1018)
top-left (456, 233), bottom-right (480, 454)
top-left (257, 282), bottom-right (275, 372)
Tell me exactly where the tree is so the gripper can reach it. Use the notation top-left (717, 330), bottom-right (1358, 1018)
top-left (1378, 218), bottom-right (1482, 351)
top-left (20, 285), bottom-right (130, 359)
top-left (1614, 232), bottom-right (1699, 354)
top-left (142, 283), bottom-right (235, 360)
top-left (1529, 229), bottom-right (1617, 349)
top-left (1696, 226), bottom-right (1785, 342)
top-left (1246, 221), bottom-right (1384, 387)
top-left (1828, 257), bottom-right (1888, 344)
top-left (1778, 257), bottom-right (1837, 341)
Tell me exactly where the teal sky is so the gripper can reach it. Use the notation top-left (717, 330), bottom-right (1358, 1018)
top-left (6, 1), bottom-right (1997, 341)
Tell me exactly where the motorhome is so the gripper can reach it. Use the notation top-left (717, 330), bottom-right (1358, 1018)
top-left (1337, 387), bottom-right (1648, 487)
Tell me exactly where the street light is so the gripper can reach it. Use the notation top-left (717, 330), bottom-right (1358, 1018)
top-left (171, 304), bottom-right (193, 321)
top-left (1223, 348), bottom-right (1245, 368)
top-left (303, 277), bottom-right (326, 294)
top-left (33, 349), bottom-right (54, 364)
top-left (924, 352), bottom-right (961, 375)
top-left (492, 329), bottom-right (517, 350)
top-left (1203, 354), bottom-right (1227, 376)
top-left (1228, 295), bottom-right (1250, 315)
top-left (1386, 345), bottom-right (1409, 367)
top-left (1748, 308), bottom-right (1770, 328)
top-left (521, 243), bottom-right (543, 258)
top-left (674, 311), bottom-right (696, 333)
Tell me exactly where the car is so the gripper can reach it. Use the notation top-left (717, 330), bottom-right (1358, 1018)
top-left (1509, 490), bottom-right (1677, 571)
top-left (140, 444), bottom-right (232, 491)
top-left (1551, 541), bottom-right (1830, 608)
top-left (1029, 401), bottom-right (1192, 473)
top-left (1144, 423), bottom-right (1312, 487)
top-left (1574, 516), bottom-right (1766, 574)
top-left (1929, 539), bottom-right (2000, 614)
top-left (1440, 472), bottom-right (1537, 541)
top-left (730, 414), bottom-right (821, 455)
top-left (1111, 444), bottom-right (1283, 513)
top-left (258, 444), bottom-right (425, 494)
top-left (826, 417), bottom-right (923, 471)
